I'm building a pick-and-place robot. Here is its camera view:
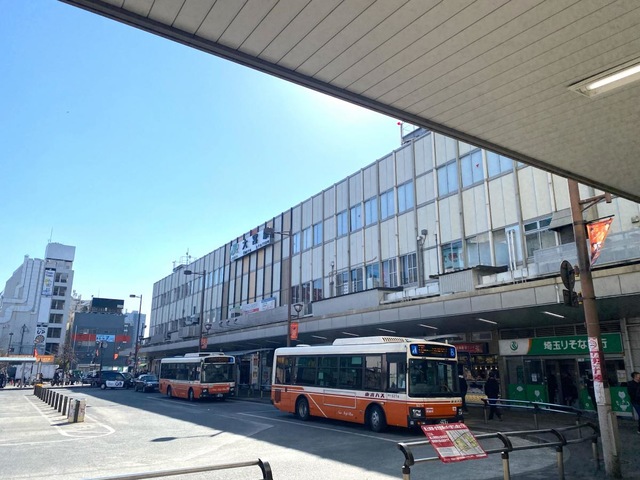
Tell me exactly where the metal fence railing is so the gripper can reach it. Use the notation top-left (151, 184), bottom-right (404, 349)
top-left (86, 459), bottom-right (274, 480)
top-left (397, 423), bottom-right (599, 480)
top-left (480, 397), bottom-right (598, 429)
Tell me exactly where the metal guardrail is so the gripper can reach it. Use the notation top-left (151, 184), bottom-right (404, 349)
top-left (397, 423), bottom-right (599, 480)
top-left (480, 397), bottom-right (597, 429)
top-left (86, 459), bottom-right (274, 480)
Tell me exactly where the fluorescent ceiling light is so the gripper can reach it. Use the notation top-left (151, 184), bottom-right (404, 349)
top-left (476, 317), bottom-right (497, 325)
top-left (542, 311), bottom-right (565, 319)
top-left (341, 331), bottom-right (359, 337)
top-left (570, 59), bottom-right (640, 97)
top-left (311, 335), bottom-right (327, 340)
top-left (418, 324), bottom-right (438, 330)
top-left (377, 328), bottom-right (396, 333)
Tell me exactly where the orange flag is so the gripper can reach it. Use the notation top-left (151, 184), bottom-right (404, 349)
top-left (587, 218), bottom-right (613, 265)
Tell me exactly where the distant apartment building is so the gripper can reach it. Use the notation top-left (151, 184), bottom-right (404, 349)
top-left (0, 243), bottom-right (75, 357)
top-left (70, 297), bottom-right (143, 372)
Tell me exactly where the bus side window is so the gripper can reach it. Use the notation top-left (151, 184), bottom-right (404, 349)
top-left (364, 355), bottom-right (383, 391)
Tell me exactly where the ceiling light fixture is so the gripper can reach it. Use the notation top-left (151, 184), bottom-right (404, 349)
top-left (311, 335), bottom-right (327, 340)
top-left (570, 59), bottom-right (640, 97)
top-left (542, 311), bottom-right (565, 319)
top-left (476, 317), bottom-right (497, 325)
top-left (377, 328), bottom-right (396, 333)
top-left (341, 331), bottom-right (359, 337)
top-left (418, 324), bottom-right (438, 330)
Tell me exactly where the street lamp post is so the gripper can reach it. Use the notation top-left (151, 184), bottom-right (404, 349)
top-left (19, 324), bottom-right (27, 355)
top-left (264, 228), bottom-right (295, 347)
top-left (568, 179), bottom-right (620, 476)
top-left (184, 269), bottom-right (207, 353)
top-left (129, 294), bottom-right (143, 375)
top-left (416, 228), bottom-right (428, 288)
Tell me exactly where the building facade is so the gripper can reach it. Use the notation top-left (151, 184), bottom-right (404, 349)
top-left (70, 297), bottom-right (142, 372)
top-left (0, 243), bottom-right (75, 357)
top-left (145, 129), bottom-right (640, 407)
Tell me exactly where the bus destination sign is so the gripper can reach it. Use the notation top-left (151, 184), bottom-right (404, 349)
top-left (410, 344), bottom-right (456, 358)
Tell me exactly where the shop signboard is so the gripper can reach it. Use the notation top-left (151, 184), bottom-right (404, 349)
top-left (421, 423), bottom-right (487, 463)
top-left (499, 333), bottom-right (622, 356)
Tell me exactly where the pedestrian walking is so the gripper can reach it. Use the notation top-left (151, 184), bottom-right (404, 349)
top-left (484, 371), bottom-right (502, 420)
top-left (627, 371), bottom-right (640, 434)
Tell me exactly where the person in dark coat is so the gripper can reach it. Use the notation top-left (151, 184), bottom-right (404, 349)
top-left (484, 371), bottom-right (502, 420)
top-left (627, 371), bottom-right (640, 434)
top-left (459, 374), bottom-right (468, 413)
top-left (546, 373), bottom-right (558, 404)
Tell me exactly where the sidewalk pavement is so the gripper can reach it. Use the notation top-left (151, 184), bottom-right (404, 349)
top-left (235, 391), bottom-right (640, 479)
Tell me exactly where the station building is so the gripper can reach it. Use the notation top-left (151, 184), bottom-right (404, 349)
top-left (144, 128), bottom-right (640, 409)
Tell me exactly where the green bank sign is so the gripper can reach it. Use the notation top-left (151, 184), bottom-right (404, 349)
top-left (499, 333), bottom-right (623, 356)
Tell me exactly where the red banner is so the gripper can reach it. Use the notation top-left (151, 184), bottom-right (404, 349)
top-left (587, 218), bottom-right (613, 265)
top-left (290, 322), bottom-right (299, 341)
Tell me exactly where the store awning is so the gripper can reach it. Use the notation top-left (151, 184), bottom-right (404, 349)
top-left (0, 357), bottom-right (37, 363)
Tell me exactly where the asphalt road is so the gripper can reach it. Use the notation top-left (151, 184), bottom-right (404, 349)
top-left (0, 387), bottom-right (600, 480)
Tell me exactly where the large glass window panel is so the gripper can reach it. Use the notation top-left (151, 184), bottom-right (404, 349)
top-left (366, 263), bottom-right (380, 289)
top-left (382, 258), bottom-right (398, 288)
top-left (461, 150), bottom-right (484, 187)
top-left (380, 190), bottom-right (395, 219)
top-left (398, 181), bottom-right (414, 213)
top-left (466, 233), bottom-right (492, 266)
top-left (400, 253), bottom-right (417, 285)
top-left (350, 267), bottom-right (364, 292)
top-left (312, 278), bottom-right (323, 301)
top-left (337, 211), bottom-right (348, 236)
top-left (313, 222), bottom-right (323, 246)
top-left (442, 240), bottom-right (463, 271)
top-left (336, 271), bottom-right (349, 295)
top-left (365, 197), bottom-right (378, 225)
top-left (437, 163), bottom-right (458, 195)
top-left (292, 233), bottom-right (301, 254)
top-left (350, 204), bottom-right (362, 231)
top-left (302, 227), bottom-right (312, 250)
top-left (487, 151), bottom-right (514, 178)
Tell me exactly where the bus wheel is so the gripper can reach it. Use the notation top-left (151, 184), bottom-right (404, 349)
top-left (296, 397), bottom-right (310, 421)
top-left (166, 386), bottom-right (172, 398)
top-left (188, 389), bottom-right (195, 402)
top-left (367, 405), bottom-right (387, 433)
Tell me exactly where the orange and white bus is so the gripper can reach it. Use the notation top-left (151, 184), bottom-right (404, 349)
top-left (271, 336), bottom-right (463, 431)
top-left (159, 353), bottom-right (236, 401)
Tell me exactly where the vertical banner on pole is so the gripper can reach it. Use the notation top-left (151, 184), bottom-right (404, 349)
top-left (290, 322), bottom-right (299, 341)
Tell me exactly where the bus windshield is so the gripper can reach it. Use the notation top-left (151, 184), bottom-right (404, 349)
top-left (202, 363), bottom-right (234, 383)
top-left (408, 359), bottom-right (458, 397)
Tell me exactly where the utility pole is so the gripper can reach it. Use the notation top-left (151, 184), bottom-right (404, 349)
top-left (568, 179), bottom-right (620, 478)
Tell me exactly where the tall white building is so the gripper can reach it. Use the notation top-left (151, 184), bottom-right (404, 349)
top-left (0, 243), bottom-right (75, 356)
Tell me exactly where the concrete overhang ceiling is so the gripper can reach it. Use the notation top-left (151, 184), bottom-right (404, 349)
top-left (61, 0), bottom-right (640, 203)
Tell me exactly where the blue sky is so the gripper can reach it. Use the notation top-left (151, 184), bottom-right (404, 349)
top-left (0, 1), bottom-right (401, 317)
